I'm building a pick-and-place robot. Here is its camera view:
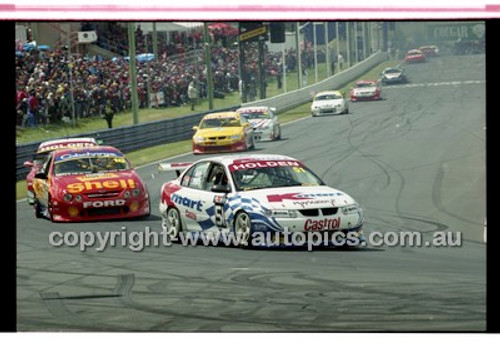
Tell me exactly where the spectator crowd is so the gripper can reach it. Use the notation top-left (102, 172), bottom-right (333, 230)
top-left (16, 23), bottom-right (323, 128)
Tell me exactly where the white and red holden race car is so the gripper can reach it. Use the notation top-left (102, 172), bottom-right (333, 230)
top-left (158, 154), bottom-right (365, 247)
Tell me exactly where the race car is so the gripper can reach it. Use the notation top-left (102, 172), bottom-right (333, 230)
top-left (158, 154), bottom-right (365, 248)
top-left (350, 80), bottom-right (382, 102)
top-left (419, 45), bottom-right (439, 57)
top-left (192, 112), bottom-right (255, 154)
top-left (235, 106), bottom-right (281, 141)
top-left (23, 137), bottom-right (99, 205)
top-left (380, 67), bottom-right (408, 85)
top-left (405, 49), bottom-right (426, 63)
top-left (31, 145), bottom-right (150, 222)
top-left (310, 90), bottom-right (349, 116)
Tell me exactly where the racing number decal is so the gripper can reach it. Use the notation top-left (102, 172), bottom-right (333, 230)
top-left (214, 204), bottom-right (226, 227)
top-left (213, 195), bottom-right (227, 228)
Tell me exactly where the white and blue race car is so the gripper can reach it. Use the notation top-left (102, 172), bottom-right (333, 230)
top-left (158, 154), bottom-right (365, 248)
top-left (235, 106), bottom-right (281, 142)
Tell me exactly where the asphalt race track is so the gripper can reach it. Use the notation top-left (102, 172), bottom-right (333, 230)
top-left (16, 54), bottom-right (486, 332)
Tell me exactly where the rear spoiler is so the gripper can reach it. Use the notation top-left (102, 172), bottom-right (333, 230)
top-left (158, 162), bottom-right (192, 177)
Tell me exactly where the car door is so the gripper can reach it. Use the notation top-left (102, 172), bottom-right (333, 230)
top-left (33, 153), bottom-right (52, 207)
top-left (177, 161), bottom-right (212, 231)
top-left (239, 114), bottom-right (254, 147)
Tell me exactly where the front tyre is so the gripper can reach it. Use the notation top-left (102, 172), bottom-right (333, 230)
top-left (163, 207), bottom-right (182, 242)
top-left (234, 211), bottom-right (253, 248)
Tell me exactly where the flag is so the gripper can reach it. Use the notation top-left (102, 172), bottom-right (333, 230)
top-left (77, 31), bottom-right (98, 44)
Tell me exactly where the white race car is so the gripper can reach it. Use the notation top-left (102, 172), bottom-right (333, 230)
top-left (236, 106), bottom-right (281, 141)
top-left (311, 90), bottom-right (349, 116)
top-left (158, 154), bottom-right (365, 248)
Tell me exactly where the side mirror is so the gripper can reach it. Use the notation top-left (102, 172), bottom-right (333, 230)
top-left (23, 160), bottom-right (34, 168)
top-left (192, 126), bottom-right (199, 131)
top-left (34, 172), bottom-right (48, 180)
top-left (243, 122), bottom-right (251, 128)
top-left (211, 184), bottom-right (231, 193)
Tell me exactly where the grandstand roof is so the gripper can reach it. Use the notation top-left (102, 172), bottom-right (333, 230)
top-left (137, 22), bottom-right (204, 33)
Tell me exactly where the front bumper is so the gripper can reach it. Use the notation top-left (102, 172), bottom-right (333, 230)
top-left (49, 196), bottom-right (150, 222)
top-left (350, 94), bottom-right (380, 101)
top-left (312, 106), bottom-right (346, 116)
top-left (253, 129), bottom-right (274, 142)
top-left (193, 139), bottom-right (247, 154)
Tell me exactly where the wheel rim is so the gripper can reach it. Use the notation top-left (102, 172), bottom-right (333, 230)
top-left (235, 213), bottom-right (251, 245)
top-left (165, 208), bottom-right (181, 240)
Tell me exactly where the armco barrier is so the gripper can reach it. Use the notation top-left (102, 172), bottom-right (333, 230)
top-left (16, 51), bottom-right (387, 181)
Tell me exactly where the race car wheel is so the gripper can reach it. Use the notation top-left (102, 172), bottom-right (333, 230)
top-left (34, 198), bottom-right (43, 219)
top-left (234, 211), bottom-right (253, 248)
top-left (164, 207), bottom-right (182, 242)
top-left (248, 135), bottom-right (255, 151)
top-left (47, 195), bottom-right (54, 222)
top-left (276, 126), bottom-right (282, 140)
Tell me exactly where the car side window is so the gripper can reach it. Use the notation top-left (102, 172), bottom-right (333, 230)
top-left (181, 162), bottom-right (211, 190)
top-left (42, 153), bottom-right (53, 174)
top-left (205, 163), bottom-right (230, 191)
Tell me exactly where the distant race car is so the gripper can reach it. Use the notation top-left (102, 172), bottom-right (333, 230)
top-left (158, 154), bottom-right (365, 248)
top-left (192, 112), bottom-right (255, 154)
top-left (419, 45), bottom-right (439, 57)
top-left (350, 80), bottom-right (382, 102)
top-left (380, 67), bottom-right (408, 85)
top-left (310, 90), bottom-right (349, 116)
top-left (236, 106), bottom-right (281, 141)
top-left (405, 49), bottom-right (426, 63)
top-left (23, 137), bottom-right (99, 205)
top-left (31, 145), bottom-right (150, 222)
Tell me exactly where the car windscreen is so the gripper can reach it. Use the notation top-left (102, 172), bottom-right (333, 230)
top-left (53, 152), bottom-right (130, 176)
top-left (239, 112), bottom-right (271, 119)
top-left (229, 160), bottom-right (324, 191)
top-left (199, 117), bottom-right (241, 129)
top-left (315, 94), bottom-right (342, 101)
top-left (356, 82), bottom-right (375, 88)
top-left (384, 69), bottom-right (401, 74)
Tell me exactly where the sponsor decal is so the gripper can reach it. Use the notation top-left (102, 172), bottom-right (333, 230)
top-left (83, 199), bottom-right (126, 209)
top-left (39, 142), bottom-right (96, 153)
top-left (267, 192), bottom-right (343, 202)
top-left (304, 217), bottom-right (341, 231)
top-left (230, 160), bottom-right (301, 171)
top-left (55, 151), bottom-right (122, 162)
top-left (171, 193), bottom-right (203, 212)
top-left (76, 173), bottom-right (119, 181)
top-left (185, 211), bottom-right (197, 220)
top-left (66, 179), bottom-right (136, 193)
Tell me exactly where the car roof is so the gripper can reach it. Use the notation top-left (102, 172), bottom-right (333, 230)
top-left (193, 153), bottom-right (300, 166)
top-left (202, 111), bottom-right (240, 119)
top-left (407, 49), bottom-right (423, 54)
top-left (37, 137), bottom-right (98, 153)
top-left (315, 90), bottom-right (343, 96)
top-left (236, 106), bottom-right (271, 111)
top-left (355, 80), bottom-right (377, 85)
top-left (51, 145), bottom-right (122, 157)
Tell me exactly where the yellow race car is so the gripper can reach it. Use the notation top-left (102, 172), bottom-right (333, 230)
top-left (192, 112), bottom-right (255, 154)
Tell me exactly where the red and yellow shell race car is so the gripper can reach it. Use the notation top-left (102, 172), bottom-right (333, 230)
top-left (31, 145), bottom-right (150, 222)
top-left (24, 137), bottom-right (99, 205)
